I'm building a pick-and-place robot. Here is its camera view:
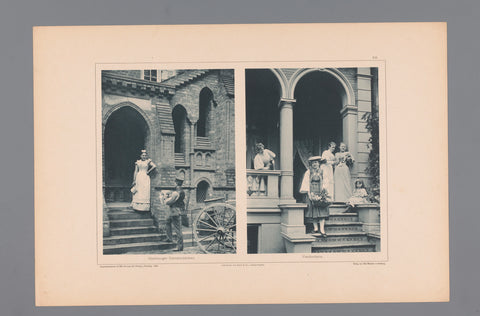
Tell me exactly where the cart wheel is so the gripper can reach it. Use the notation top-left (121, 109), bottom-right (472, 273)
top-left (193, 203), bottom-right (236, 254)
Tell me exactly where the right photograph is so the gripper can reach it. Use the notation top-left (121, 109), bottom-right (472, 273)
top-left (245, 67), bottom-right (381, 254)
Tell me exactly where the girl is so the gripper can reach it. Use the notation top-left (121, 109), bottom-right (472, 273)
top-left (345, 179), bottom-right (368, 212)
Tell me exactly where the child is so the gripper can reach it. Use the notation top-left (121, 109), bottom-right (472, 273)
top-left (345, 179), bottom-right (368, 212)
top-left (159, 190), bottom-right (172, 206)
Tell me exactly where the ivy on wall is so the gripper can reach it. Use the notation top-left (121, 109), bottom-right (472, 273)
top-left (362, 111), bottom-right (380, 203)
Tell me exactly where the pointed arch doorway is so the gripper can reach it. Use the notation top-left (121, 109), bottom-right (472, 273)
top-left (104, 106), bottom-right (149, 202)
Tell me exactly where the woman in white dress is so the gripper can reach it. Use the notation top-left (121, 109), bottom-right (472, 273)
top-left (252, 143), bottom-right (276, 195)
top-left (334, 142), bottom-right (354, 202)
top-left (321, 142), bottom-right (336, 201)
top-left (131, 150), bottom-right (156, 212)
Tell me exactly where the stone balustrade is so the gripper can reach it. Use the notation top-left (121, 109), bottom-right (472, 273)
top-left (246, 169), bottom-right (281, 198)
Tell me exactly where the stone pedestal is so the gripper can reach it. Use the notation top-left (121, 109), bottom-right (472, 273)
top-left (356, 203), bottom-right (380, 235)
top-left (280, 203), bottom-right (315, 253)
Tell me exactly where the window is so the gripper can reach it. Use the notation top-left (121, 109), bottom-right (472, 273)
top-left (196, 181), bottom-right (210, 203)
top-left (197, 88), bottom-right (214, 137)
top-left (144, 70), bottom-right (157, 82)
top-left (172, 105), bottom-right (187, 154)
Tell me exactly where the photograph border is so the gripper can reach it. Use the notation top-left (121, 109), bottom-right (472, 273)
top-left (96, 59), bottom-right (388, 266)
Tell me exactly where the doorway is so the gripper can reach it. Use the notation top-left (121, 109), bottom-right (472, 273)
top-left (104, 106), bottom-right (149, 202)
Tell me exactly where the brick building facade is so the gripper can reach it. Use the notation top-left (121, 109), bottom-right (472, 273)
top-left (102, 69), bottom-right (235, 224)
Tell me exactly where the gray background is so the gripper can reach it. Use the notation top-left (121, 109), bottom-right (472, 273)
top-left (1, 0), bottom-right (478, 315)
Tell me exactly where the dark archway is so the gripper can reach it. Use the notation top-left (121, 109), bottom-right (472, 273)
top-left (172, 105), bottom-right (187, 154)
top-left (245, 69), bottom-right (281, 168)
top-left (104, 106), bottom-right (148, 202)
top-left (292, 71), bottom-right (344, 202)
top-left (197, 88), bottom-right (214, 137)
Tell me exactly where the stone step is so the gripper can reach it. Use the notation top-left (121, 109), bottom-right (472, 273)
top-left (106, 202), bottom-right (132, 209)
top-left (103, 233), bottom-right (164, 245)
top-left (312, 243), bottom-right (376, 253)
top-left (109, 218), bottom-right (155, 228)
top-left (327, 213), bottom-right (358, 222)
top-left (110, 226), bottom-right (158, 236)
top-left (328, 203), bottom-right (350, 214)
top-left (103, 241), bottom-right (176, 255)
top-left (108, 210), bottom-right (153, 220)
top-left (325, 222), bottom-right (364, 233)
top-left (311, 233), bottom-right (369, 245)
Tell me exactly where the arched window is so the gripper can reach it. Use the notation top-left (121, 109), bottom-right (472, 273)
top-left (197, 88), bottom-right (214, 137)
top-left (172, 105), bottom-right (187, 154)
top-left (195, 152), bottom-right (203, 166)
top-left (205, 153), bottom-right (212, 167)
top-left (178, 169), bottom-right (186, 182)
top-left (196, 180), bottom-right (210, 203)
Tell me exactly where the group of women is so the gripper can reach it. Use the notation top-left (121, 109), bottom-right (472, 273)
top-left (128, 143), bottom-right (368, 235)
top-left (300, 142), bottom-right (367, 236)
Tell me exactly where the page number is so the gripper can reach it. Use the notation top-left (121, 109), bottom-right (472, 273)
top-left (372, 56), bottom-right (378, 59)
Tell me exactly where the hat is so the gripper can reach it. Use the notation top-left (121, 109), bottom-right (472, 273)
top-left (308, 156), bottom-right (323, 162)
top-left (175, 173), bottom-right (185, 182)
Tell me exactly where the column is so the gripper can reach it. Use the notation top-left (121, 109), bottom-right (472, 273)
top-left (340, 105), bottom-right (358, 177)
top-left (278, 98), bottom-right (315, 253)
top-left (279, 98), bottom-right (295, 201)
top-left (189, 123), bottom-right (195, 186)
top-left (356, 68), bottom-right (373, 183)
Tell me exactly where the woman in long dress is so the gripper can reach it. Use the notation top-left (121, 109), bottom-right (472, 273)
top-left (334, 142), bottom-right (354, 202)
top-left (131, 150), bottom-right (156, 212)
top-left (321, 142), bottom-right (336, 201)
top-left (300, 156), bottom-right (331, 236)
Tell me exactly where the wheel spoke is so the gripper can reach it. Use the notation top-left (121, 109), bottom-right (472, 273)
top-left (197, 232), bottom-right (217, 242)
top-left (205, 237), bottom-right (218, 250)
top-left (225, 223), bottom-right (236, 230)
top-left (195, 228), bottom-right (217, 232)
top-left (198, 219), bottom-right (217, 230)
top-left (224, 211), bottom-right (235, 227)
top-left (225, 231), bottom-right (235, 240)
top-left (212, 207), bottom-right (224, 227)
top-left (205, 211), bottom-right (220, 228)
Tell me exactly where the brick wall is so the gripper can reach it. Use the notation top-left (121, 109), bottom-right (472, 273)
top-left (102, 69), bottom-right (236, 218)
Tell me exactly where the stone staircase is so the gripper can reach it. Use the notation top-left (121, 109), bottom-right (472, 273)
top-left (104, 205), bottom-right (199, 254)
top-left (311, 204), bottom-right (376, 253)
top-left (104, 208), bottom-right (175, 254)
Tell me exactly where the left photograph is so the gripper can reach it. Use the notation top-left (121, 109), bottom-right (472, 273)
top-left (100, 69), bottom-right (236, 255)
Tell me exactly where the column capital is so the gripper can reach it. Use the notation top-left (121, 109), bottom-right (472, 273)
top-left (279, 98), bottom-right (296, 108)
top-left (340, 104), bottom-right (358, 118)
